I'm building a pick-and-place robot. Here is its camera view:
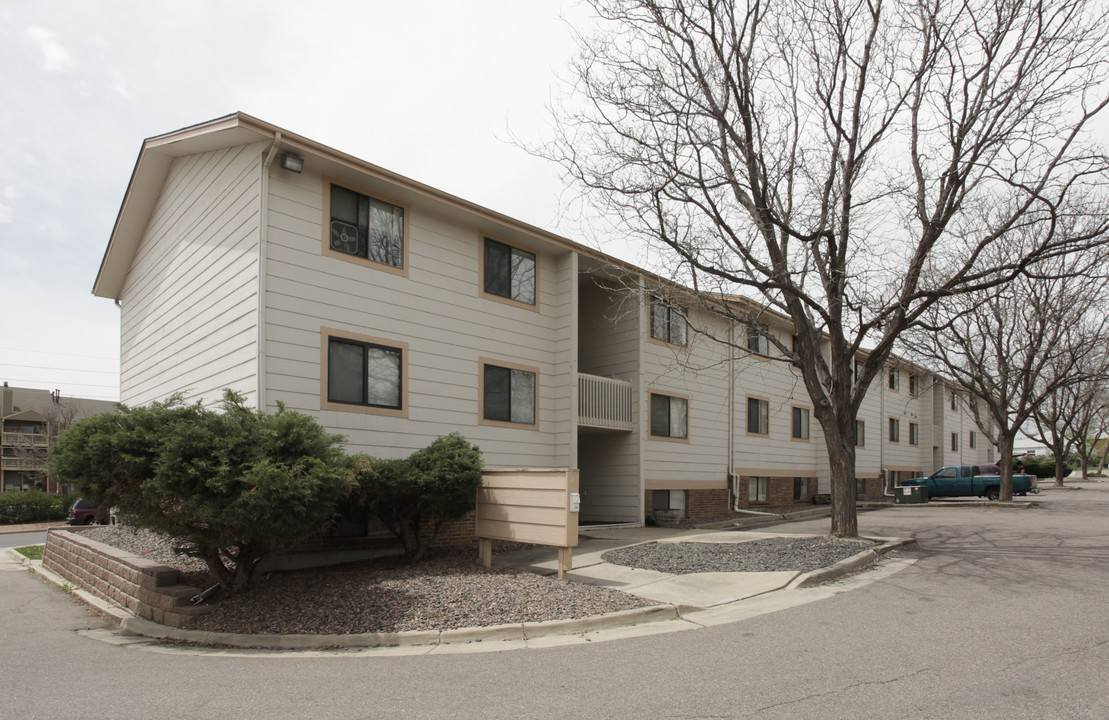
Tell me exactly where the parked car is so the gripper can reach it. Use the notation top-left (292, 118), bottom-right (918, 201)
top-left (65, 499), bottom-right (99, 525)
top-left (902, 464), bottom-right (1038, 501)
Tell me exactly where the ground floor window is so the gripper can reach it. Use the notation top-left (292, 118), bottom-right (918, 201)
top-left (652, 489), bottom-right (687, 517)
top-left (856, 477), bottom-right (867, 497)
top-left (749, 476), bottom-right (769, 503)
top-left (793, 477), bottom-right (811, 501)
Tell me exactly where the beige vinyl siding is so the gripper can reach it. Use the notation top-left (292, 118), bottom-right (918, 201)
top-left (262, 169), bottom-right (573, 467)
top-left (119, 143), bottom-right (264, 407)
top-left (578, 432), bottom-right (641, 523)
top-left (579, 277), bottom-right (639, 378)
top-left (577, 273), bottom-right (642, 522)
top-left (642, 306), bottom-right (730, 486)
top-left (731, 322), bottom-right (823, 481)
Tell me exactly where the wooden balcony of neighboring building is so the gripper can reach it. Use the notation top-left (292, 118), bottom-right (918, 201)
top-left (2, 431), bottom-right (49, 448)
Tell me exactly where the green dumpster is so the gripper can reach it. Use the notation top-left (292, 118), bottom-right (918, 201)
top-left (895, 485), bottom-right (929, 504)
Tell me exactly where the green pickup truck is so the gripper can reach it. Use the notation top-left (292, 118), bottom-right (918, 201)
top-left (902, 464), bottom-right (1038, 501)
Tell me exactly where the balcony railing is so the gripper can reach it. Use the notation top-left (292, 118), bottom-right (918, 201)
top-left (1, 456), bottom-right (41, 470)
top-left (1, 432), bottom-right (48, 447)
top-left (578, 373), bottom-right (634, 431)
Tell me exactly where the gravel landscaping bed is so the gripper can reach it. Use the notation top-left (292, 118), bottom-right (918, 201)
top-left (75, 527), bottom-right (874, 635)
top-left (602, 537), bottom-right (872, 574)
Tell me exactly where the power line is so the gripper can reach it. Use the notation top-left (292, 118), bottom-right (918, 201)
top-left (2, 378), bottom-right (120, 390)
top-left (0, 363), bottom-right (118, 375)
top-left (0, 346), bottom-right (118, 362)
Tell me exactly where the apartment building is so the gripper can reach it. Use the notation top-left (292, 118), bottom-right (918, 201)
top-left (93, 113), bottom-right (993, 525)
top-left (1, 383), bottom-right (118, 492)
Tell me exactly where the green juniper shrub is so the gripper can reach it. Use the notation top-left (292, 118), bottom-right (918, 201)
top-left (47, 390), bottom-right (356, 593)
top-left (355, 433), bottom-right (484, 561)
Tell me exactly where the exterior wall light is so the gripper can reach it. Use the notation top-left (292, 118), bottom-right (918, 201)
top-left (280, 152), bottom-right (303, 173)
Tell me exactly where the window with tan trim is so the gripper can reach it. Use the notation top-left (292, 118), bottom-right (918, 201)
top-left (856, 419), bottom-right (865, 447)
top-left (320, 327), bottom-right (408, 417)
top-left (649, 391), bottom-right (689, 441)
top-left (481, 236), bottom-right (538, 308)
top-left (888, 417), bottom-right (900, 443)
top-left (322, 179), bottom-right (409, 275)
top-left (479, 359), bottom-right (539, 429)
top-left (749, 476), bottom-right (769, 503)
top-left (649, 296), bottom-right (688, 347)
top-left (747, 396), bottom-right (769, 435)
top-left (791, 406), bottom-right (810, 440)
top-left (909, 422), bottom-right (919, 446)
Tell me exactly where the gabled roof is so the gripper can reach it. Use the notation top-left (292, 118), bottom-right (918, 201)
top-left (93, 112), bottom-right (617, 300)
top-left (3, 408), bottom-right (45, 423)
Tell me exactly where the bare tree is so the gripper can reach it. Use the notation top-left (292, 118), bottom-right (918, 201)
top-left (547, 0), bottom-right (1109, 535)
top-left (1028, 372), bottom-right (1109, 484)
top-left (903, 237), bottom-right (1109, 501)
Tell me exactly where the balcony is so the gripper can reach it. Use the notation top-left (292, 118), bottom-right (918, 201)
top-left (578, 373), bottom-right (634, 431)
top-left (1, 456), bottom-right (41, 470)
top-left (1, 432), bottom-right (48, 448)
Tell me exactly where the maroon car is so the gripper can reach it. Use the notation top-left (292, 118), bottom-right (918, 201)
top-left (65, 499), bottom-right (98, 525)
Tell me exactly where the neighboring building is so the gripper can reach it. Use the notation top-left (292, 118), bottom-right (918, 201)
top-left (1, 384), bottom-right (117, 492)
top-left (92, 113), bottom-right (994, 525)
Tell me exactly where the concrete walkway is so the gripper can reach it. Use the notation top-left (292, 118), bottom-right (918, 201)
top-left (6, 523), bottom-right (913, 655)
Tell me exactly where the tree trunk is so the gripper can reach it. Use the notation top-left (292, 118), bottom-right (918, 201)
top-left (827, 438), bottom-right (858, 538)
top-left (1054, 454), bottom-right (1067, 487)
top-left (997, 438), bottom-right (1015, 502)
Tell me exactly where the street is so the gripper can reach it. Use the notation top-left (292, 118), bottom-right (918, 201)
top-left (3, 486), bottom-right (1107, 719)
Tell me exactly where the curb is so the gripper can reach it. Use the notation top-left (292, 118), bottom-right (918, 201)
top-left (789, 537), bottom-right (915, 589)
top-left (118, 603), bottom-right (681, 650)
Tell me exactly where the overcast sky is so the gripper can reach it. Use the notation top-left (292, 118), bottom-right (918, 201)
top-left (0, 1), bottom-right (607, 402)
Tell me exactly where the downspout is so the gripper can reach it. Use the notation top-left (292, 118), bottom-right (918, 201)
top-left (880, 371), bottom-right (889, 496)
top-left (729, 321), bottom-right (740, 511)
top-left (258, 132), bottom-right (281, 410)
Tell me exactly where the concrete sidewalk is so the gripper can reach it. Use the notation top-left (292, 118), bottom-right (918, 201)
top-left (494, 526), bottom-right (910, 610)
top-left (8, 523), bottom-right (913, 655)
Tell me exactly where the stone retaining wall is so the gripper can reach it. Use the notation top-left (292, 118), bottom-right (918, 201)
top-left (42, 528), bottom-right (210, 628)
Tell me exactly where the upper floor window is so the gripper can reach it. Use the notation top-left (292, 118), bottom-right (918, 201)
top-left (792, 407), bottom-right (810, 440)
top-left (970, 431), bottom-right (977, 449)
top-left (483, 237), bottom-right (536, 306)
top-left (909, 422), bottom-right (919, 446)
top-left (328, 183), bottom-right (405, 269)
top-left (650, 392), bottom-right (689, 440)
top-left (650, 297), bottom-right (687, 346)
top-left (747, 397), bottom-right (769, 435)
top-left (888, 368), bottom-right (900, 390)
top-left (889, 417), bottom-right (900, 443)
top-left (482, 361), bottom-right (537, 427)
top-left (909, 374), bottom-right (920, 396)
top-left (950, 391), bottom-right (959, 411)
top-left (951, 432), bottom-right (960, 451)
top-left (855, 419), bottom-right (865, 447)
top-left (747, 325), bottom-right (769, 355)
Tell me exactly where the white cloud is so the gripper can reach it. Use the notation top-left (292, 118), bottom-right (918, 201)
top-left (0, 204), bottom-right (11, 224)
top-left (23, 25), bottom-right (73, 72)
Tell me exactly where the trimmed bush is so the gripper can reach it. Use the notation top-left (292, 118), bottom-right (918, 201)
top-left (355, 433), bottom-right (483, 560)
top-left (0, 490), bottom-right (73, 524)
top-left (47, 390), bottom-right (356, 593)
top-left (1017, 455), bottom-right (1072, 479)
